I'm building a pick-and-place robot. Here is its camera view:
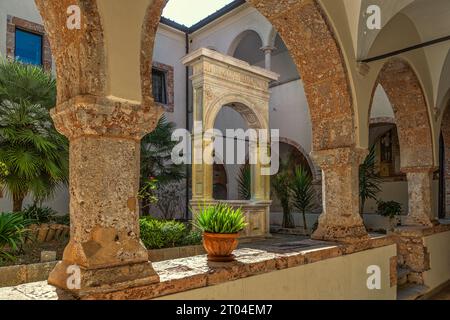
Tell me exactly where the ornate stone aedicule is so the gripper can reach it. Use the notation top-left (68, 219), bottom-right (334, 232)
top-left (183, 48), bottom-right (278, 239)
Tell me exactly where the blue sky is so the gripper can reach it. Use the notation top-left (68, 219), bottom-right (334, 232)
top-left (162, 0), bottom-right (235, 27)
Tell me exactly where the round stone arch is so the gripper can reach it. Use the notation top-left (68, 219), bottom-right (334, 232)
top-left (35, 0), bottom-right (107, 104)
top-left (227, 29), bottom-right (265, 56)
top-left (372, 57), bottom-right (434, 170)
top-left (278, 137), bottom-right (321, 182)
top-left (205, 94), bottom-right (267, 131)
top-left (142, 0), bottom-right (357, 151)
top-left (371, 57), bottom-right (436, 226)
top-left (203, 94), bottom-right (269, 203)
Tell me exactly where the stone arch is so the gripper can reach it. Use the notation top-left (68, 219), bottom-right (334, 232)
top-left (439, 99), bottom-right (450, 217)
top-left (141, 0), bottom-right (167, 110)
top-left (227, 29), bottom-right (265, 56)
top-left (205, 94), bottom-right (266, 131)
top-left (374, 58), bottom-right (434, 170)
top-left (140, 0), bottom-right (356, 151)
top-left (278, 137), bottom-right (320, 182)
top-left (35, 0), bottom-right (107, 104)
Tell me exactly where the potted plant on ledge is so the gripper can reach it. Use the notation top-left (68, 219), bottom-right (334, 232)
top-left (194, 203), bottom-right (247, 262)
top-left (377, 200), bottom-right (402, 231)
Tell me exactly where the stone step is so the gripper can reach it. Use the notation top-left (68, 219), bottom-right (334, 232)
top-left (397, 284), bottom-right (429, 300)
top-left (397, 267), bottom-right (411, 286)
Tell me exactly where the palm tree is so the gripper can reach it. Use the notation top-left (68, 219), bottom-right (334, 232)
top-left (290, 166), bottom-right (315, 231)
top-left (0, 58), bottom-right (56, 110)
top-left (237, 164), bottom-right (251, 200)
top-left (140, 115), bottom-right (184, 215)
top-left (359, 146), bottom-right (382, 215)
top-left (272, 171), bottom-right (295, 228)
top-left (0, 100), bottom-right (68, 211)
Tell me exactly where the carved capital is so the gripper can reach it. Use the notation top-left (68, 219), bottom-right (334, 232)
top-left (310, 147), bottom-right (368, 168)
top-left (50, 95), bottom-right (163, 140)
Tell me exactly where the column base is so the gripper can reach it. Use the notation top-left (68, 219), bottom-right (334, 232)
top-left (48, 260), bottom-right (160, 297)
top-left (312, 224), bottom-right (369, 243)
top-left (404, 215), bottom-right (434, 228)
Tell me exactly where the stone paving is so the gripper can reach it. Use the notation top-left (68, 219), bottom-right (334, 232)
top-left (0, 234), bottom-right (394, 300)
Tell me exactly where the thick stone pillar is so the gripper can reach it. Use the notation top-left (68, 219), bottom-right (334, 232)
top-left (311, 147), bottom-right (369, 243)
top-left (47, 95), bottom-right (160, 295)
top-left (403, 167), bottom-right (436, 227)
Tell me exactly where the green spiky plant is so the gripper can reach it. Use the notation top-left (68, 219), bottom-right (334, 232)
top-left (0, 100), bottom-right (68, 212)
top-left (0, 58), bottom-right (56, 110)
top-left (0, 59), bottom-right (66, 212)
top-left (140, 115), bottom-right (185, 215)
top-left (272, 171), bottom-right (295, 228)
top-left (359, 146), bottom-right (382, 215)
top-left (0, 213), bottom-right (32, 262)
top-left (237, 164), bottom-right (251, 200)
top-left (290, 165), bottom-right (315, 231)
top-left (194, 203), bottom-right (247, 234)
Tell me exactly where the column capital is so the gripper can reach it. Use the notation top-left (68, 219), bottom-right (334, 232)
top-left (260, 45), bottom-right (277, 53)
top-left (401, 166), bottom-right (438, 174)
top-left (50, 95), bottom-right (163, 140)
top-left (310, 147), bottom-right (368, 168)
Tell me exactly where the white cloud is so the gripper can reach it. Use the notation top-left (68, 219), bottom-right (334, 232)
top-left (162, 0), bottom-right (235, 27)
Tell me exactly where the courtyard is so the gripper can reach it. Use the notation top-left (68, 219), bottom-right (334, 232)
top-left (0, 0), bottom-right (449, 302)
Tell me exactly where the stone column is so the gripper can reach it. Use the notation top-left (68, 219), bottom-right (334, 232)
top-left (403, 167), bottom-right (436, 227)
top-left (260, 46), bottom-right (276, 70)
top-left (47, 95), bottom-right (161, 295)
top-left (311, 147), bottom-right (369, 243)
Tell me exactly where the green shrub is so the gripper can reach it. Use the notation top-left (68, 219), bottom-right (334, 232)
top-left (377, 201), bottom-right (402, 219)
top-left (179, 230), bottom-right (202, 246)
top-left (53, 214), bottom-right (70, 226)
top-left (0, 212), bottom-right (32, 261)
top-left (140, 218), bottom-right (190, 249)
top-left (194, 203), bottom-right (247, 234)
top-left (21, 205), bottom-right (57, 224)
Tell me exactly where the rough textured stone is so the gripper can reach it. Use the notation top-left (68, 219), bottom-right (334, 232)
top-left (40, 251), bottom-right (57, 263)
top-left (403, 167), bottom-right (436, 227)
top-left (376, 59), bottom-right (434, 169)
top-left (0, 235), bottom-right (395, 300)
top-left (311, 147), bottom-right (370, 242)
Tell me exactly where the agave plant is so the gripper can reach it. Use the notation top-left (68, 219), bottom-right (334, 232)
top-left (0, 213), bottom-right (32, 261)
top-left (194, 203), bottom-right (247, 234)
top-left (237, 164), bottom-right (251, 200)
top-left (290, 166), bottom-right (315, 231)
top-left (359, 146), bottom-right (382, 215)
top-left (272, 171), bottom-right (295, 228)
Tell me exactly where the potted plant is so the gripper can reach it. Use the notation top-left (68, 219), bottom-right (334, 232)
top-left (377, 200), bottom-right (402, 230)
top-left (194, 203), bottom-right (247, 262)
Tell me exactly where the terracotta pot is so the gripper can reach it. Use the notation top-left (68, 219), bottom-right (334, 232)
top-left (202, 232), bottom-right (239, 262)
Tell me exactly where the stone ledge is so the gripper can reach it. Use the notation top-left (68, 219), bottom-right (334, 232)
top-left (0, 235), bottom-right (395, 300)
top-left (393, 224), bottom-right (450, 237)
top-left (81, 235), bottom-right (394, 300)
top-left (0, 262), bottom-right (58, 288)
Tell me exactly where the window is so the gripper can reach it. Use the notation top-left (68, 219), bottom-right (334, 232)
top-left (15, 29), bottom-right (43, 66)
top-left (152, 68), bottom-right (168, 105)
